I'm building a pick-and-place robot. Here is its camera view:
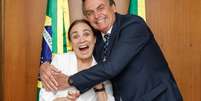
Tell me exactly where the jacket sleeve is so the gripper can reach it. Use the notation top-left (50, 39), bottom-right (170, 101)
top-left (70, 17), bottom-right (152, 93)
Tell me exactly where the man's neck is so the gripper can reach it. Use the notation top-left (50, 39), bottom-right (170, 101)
top-left (101, 26), bottom-right (113, 40)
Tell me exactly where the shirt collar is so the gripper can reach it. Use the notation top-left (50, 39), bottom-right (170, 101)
top-left (101, 26), bottom-right (113, 41)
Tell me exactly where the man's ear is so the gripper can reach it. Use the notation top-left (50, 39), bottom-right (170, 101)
top-left (112, 5), bottom-right (117, 12)
top-left (94, 37), bottom-right (97, 44)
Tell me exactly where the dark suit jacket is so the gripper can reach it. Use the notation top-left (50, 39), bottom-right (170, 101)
top-left (70, 13), bottom-right (183, 101)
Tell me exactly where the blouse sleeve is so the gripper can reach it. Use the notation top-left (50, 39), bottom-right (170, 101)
top-left (104, 81), bottom-right (115, 101)
top-left (39, 88), bottom-right (55, 101)
top-left (39, 55), bottom-right (60, 101)
top-left (107, 94), bottom-right (115, 101)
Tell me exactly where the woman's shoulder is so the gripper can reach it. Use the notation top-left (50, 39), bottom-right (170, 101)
top-left (53, 51), bottom-right (76, 60)
top-left (52, 51), bottom-right (77, 65)
top-left (51, 51), bottom-right (78, 75)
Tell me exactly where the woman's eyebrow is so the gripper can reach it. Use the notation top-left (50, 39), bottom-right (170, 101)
top-left (83, 29), bottom-right (92, 32)
top-left (70, 31), bottom-right (78, 35)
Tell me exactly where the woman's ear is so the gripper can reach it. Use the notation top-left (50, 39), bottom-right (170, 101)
top-left (112, 5), bottom-right (117, 12)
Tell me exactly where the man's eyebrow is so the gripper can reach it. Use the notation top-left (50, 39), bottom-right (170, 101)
top-left (85, 3), bottom-right (104, 12)
top-left (97, 4), bottom-right (104, 9)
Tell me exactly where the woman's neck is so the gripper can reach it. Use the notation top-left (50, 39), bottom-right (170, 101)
top-left (77, 57), bottom-right (93, 71)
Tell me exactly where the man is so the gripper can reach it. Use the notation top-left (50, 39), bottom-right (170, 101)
top-left (40, 0), bottom-right (183, 100)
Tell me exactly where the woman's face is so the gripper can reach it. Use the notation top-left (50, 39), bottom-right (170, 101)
top-left (70, 22), bottom-right (96, 60)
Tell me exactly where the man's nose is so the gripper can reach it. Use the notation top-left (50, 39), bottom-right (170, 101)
top-left (94, 11), bottom-right (101, 19)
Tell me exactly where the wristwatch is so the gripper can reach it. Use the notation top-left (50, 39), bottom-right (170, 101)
top-left (93, 84), bottom-right (105, 92)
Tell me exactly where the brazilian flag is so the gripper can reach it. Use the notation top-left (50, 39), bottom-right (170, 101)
top-left (129, 0), bottom-right (146, 21)
top-left (37, 0), bottom-right (71, 100)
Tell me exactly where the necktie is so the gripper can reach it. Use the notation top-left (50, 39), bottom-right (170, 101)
top-left (103, 34), bottom-right (110, 61)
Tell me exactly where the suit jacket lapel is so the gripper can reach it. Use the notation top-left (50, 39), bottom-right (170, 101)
top-left (107, 13), bottom-right (121, 58)
top-left (93, 31), bottom-right (104, 63)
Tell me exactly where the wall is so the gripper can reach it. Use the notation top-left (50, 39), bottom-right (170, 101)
top-left (1, 0), bottom-right (46, 100)
top-left (0, 0), bottom-right (4, 100)
top-left (0, 0), bottom-right (200, 101)
top-left (146, 0), bottom-right (201, 100)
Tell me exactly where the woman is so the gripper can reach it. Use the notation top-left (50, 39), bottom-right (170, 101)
top-left (39, 19), bottom-right (114, 101)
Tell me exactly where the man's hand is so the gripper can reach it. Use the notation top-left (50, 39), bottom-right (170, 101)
top-left (40, 62), bottom-right (61, 91)
top-left (54, 73), bottom-right (71, 90)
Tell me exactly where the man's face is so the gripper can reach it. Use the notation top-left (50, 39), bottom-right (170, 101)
top-left (83, 0), bottom-right (116, 33)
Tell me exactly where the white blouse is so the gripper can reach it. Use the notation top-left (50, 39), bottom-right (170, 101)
top-left (39, 52), bottom-right (114, 101)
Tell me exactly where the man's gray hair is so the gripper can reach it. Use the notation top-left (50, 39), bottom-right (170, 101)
top-left (82, 0), bottom-right (116, 16)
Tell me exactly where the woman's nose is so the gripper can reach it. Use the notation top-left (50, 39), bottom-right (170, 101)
top-left (79, 36), bottom-right (85, 43)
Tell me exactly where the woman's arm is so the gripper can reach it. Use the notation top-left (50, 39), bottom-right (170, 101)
top-left (94, 84), bottom-right (108, 101)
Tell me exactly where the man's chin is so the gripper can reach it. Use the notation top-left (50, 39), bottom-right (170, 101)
top-left (98, 27), bottom-right (108, 33)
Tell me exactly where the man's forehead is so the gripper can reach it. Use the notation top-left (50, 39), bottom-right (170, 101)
top-left (84, 0), bottom-right (110, 10)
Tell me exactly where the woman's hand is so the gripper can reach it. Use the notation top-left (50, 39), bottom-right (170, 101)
top-left (53, 90), bottom-right (80, 101)
top-left (66, 90), bottom-right (80, 101)
top-left (53, 97), bottom-right (68, 101)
